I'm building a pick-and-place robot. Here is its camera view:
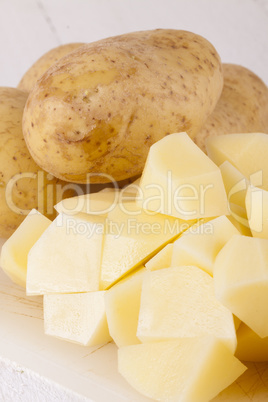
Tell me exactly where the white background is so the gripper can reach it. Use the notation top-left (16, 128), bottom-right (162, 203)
top-left (0, 0), bottom-right (268, 87)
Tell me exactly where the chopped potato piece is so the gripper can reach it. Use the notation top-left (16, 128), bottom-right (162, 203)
top-left (214, 235), bottom-right (268, 338)
top-left (233, 316), bottom-right (241, 331)
top-left (235, 322), bottom-right (268, 362)
top-left (206, 133), bottom-right (268, 190)
top-left (100, 202), bottom-right (190, 289)
top-left (145, 243), bottom-right (173, 271)
top-left (137, 266), bottom-right (237, 352)
top-left (219, 161), bottom-right (249, 209)
top-left (44, 291), bottom-right (111, 346)
top-left (171, 216), bottom-right (240, 276)
top-left (245, 184), bottom-right (268, 239)
top-left (27, 213), bottom-right (105, 295)
top-left (217, 161), bottom-right (252, 235)
top-left (0, 209), bottom-right (51, 287)
top-left (55, 188), bottom-right (135, 216)
top-left (227, 203), bottom-right (252, 236)
top-left (137, 132), bottom-right (229, 220)
top-left (105, 268), bottom-right (146, 347)
top-left (118, 337), bottom-right (246, 402)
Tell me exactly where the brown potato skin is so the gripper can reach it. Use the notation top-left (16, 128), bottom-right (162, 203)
top-left (194, 64), bottom-right (268, 152)
top-left (18, 43), bottom-right (84, 92)
top-left (0, 87), bottom-right (75, 238)
top-left (23, 29), bottom-right (223, 184)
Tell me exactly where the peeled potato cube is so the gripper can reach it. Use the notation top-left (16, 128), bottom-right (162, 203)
top-left (227, 203), bottom-right (252, 236)
top-left (235, 322), bottom-right (268, 362)
top-left (105, 268), bottom-right (146, 347)
top-left (171, 216), bottom-right (240, 276)
top-left (137, 266), bottom-right (237, 352)
top-left (219, 161), bottom-right (249, 209)
top-left (245, 184), bottom-right (268, 239)
top-left (145, 243), bottom-right (173, 271)
top-left (54, 188), bottom-right (117, 216)
top-left (0, 209), bottom-right (51, 287)
top-left (233, 315), bottom-right (241, 331)
top-left (44, 292), bottom-right (111, 346)
top-left (27, 213), bottom-right (105, 295)
top-left (214, 235), bottom-right (268, 338)
top-left (137, 132), bottom-right (229, 220)
top-left (118, 337), bottom-right (246, 402)
top-left (55, 188), bottom-right (135, 216)
top-left (100, 202), bottom-right (190, 289)
top-left (206, 133), bottom-right (268, 190)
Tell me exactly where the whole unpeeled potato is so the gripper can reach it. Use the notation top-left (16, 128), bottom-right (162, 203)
top-left (194, 64), bottom-right (268, 152)
top-left (18, 43), bottom-right (84, 92)
top-left (23, 29), bottom-right (223, 184)
top-left (0, 87), bottom-right (76, 238)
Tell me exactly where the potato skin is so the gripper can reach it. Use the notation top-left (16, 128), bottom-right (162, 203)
top-left (194, 64), bottom-right (268, 152)
top-left (18, 43), bottom-right (84, 92)
top-left (0, 87), bottom-right (75, 238)
top-left (23, 29), bottom-right (223, 183)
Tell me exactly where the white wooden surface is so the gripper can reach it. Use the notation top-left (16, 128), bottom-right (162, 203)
top-left (1, 0), bottom-right (268, 400)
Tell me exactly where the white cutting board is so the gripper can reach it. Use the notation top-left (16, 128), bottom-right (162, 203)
top-left (0, 238), bottom-right (268, 401)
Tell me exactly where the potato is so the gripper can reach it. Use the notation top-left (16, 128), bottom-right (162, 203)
top-left (118, 338), bottom-right (246, 402)
top-left (0, 87), bottom-right (76, 238)
top-left (0, 209), bottom-right (51, 287)
top-left (214, 235), bottom-right (268, 338)
top-left (105, 268), bottom-right (146, 347)
top-left (44, 292), bottom-right (111, 346)
top-left (219, 160), bottom-right (248, 209)
top-left (27, 213), bottom-right (105, 295)
top-left (194, 64), bottom-right (268, 151)
top-left (235, 322), bottom-right (268, 362)
top-left (245, 184), bottom-right (268, 239)
top-left (136, 266), bottom-right (237, 352)
top-left (17, 43), bottom-right (84, 92)
top-left (171, 216), bottom-right (240, 276)
top-left (137, 132), bottom-right (228, 220)
top-left (206, 132), bottom-right (268, 190)
top-left (145, 243), bottom-right (173, 271)
top-left (22, 29), bottom-right (223, 183)
top-left (99, 201), bottom-right (189, 289)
